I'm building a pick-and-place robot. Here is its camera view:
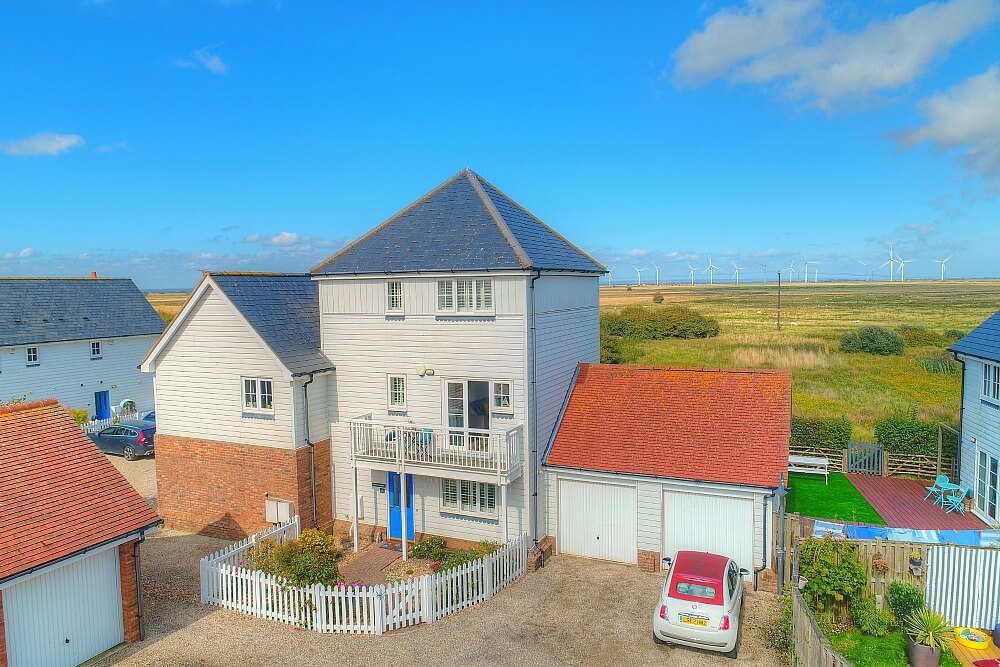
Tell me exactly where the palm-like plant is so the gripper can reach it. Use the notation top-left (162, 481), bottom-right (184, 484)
top-left (905, 608), bottom-right (953, 649)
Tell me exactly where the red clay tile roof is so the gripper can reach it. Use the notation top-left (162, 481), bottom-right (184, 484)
top-left (0, 399), bottom-right (161, 581)
top-left (545, 364), bottom-right (791, 489)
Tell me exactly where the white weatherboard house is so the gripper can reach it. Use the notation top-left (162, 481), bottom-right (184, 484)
top-left (0, 278), bottom-right (164, 418)
top-left (951, 310), bottom-right (1000, 525)
top-left (142, 169), bottom-right (605, 545)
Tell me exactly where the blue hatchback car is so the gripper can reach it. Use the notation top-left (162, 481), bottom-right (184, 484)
top-left (88, 420), bottom-right (156, 460)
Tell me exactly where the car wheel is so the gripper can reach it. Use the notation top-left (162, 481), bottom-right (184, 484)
top-left (652, 632), bottom-right (667, 646)
top-left (123, 445), bottom-right (137, 461)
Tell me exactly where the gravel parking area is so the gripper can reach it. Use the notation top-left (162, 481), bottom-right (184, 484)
top-left (108, 454), bottom-right (157, 509)
top-left (96, 529), bottom-right (785, 667)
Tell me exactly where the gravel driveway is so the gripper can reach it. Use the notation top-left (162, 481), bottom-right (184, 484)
top-left (108, 454), bottom-right (157, 509)
top-left (96, 528), bottom-right (785, 667)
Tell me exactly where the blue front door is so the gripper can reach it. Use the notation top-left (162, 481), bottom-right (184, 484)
top-left (95, 391), bottom-right (111, 419)
top-left (388, 473), bottom-right (414, 540)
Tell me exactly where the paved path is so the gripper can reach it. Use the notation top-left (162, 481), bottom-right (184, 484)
top-left (847, 474), bottom-right (987, 530)
top-left (339, 544), bottom-right (401, 585)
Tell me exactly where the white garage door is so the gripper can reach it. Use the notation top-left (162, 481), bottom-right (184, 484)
top-left (663, 489), bottom-right (755, 571)
top-left (558, 478), bottom-right (637, 563)
top-left (4, 547), bottom-right (124, 667)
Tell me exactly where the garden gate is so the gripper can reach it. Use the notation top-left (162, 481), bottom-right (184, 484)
top-left (847, 441), bottom-right (884, 475)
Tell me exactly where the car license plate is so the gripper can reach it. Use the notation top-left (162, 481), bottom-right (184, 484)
top-left (680, 614), bottom-right (708, 627)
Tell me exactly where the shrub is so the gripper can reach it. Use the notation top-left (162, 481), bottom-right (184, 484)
top-left (840, 326), bottom-right (905, 356)
top-left (875, 414), bottom-right (945, 456)
top-left (246, 529), bottom-right (342, 586)
top-left (887, 582), bottom-right (924, 625)
top-left (410, 536), bottom-right (449, 561)
top-left (798, 536), bottom-right (867, 613)
top-left (790, 416), bottom-right (852, 451)
top-left (70, 408), bottom-right (91, 424)
top-left (600, 305), bottom-right (720, 340)
top-left (920, 351), bottom-right (960, 375)
top-left (945, 329), bottom-right (967, 341)
top-left (850, 594), bottom-right (894, 636)
top-left (652, 292), bottom-right (664, 304)
top-left (599, 334), bottom-right (640, 365)
top-left (409, 536), bottom-right (497, 572)
top-left (0, 395), bottom-right (26, 407)
top-left (897, 325), bottom-right (948, 348)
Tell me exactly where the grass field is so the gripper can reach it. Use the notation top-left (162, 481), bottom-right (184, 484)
top-left (602, 280), bottom-right (1000, 438)
top-left (786, 473), bottom-right (885, 525)
top-left (146, 291), bottom-right (188, 324)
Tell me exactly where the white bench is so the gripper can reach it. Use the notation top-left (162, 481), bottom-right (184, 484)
top-left (788, 455), bottom-right (829, 485)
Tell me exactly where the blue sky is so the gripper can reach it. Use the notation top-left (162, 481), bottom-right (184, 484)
top-left (1, 0), bottom-right (998, 288)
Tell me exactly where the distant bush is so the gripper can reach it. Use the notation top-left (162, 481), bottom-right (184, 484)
top-left (887, 582), bottom-right (924, 626)
top-left (0, 395), bottom-right (26, 407)
top-left (70, 408), bottom-right (90, 425)
top-left (897, 325), bottom-right (948, 348)
top-left (875, 414), bottom-right (946, 456)
top-left (840, 326), bottom-right (904, 356)
top-left (791, 416), bottom-right (852, 452)
top-left (920, 351), bottom-right (960, 375)
top-left (600, 334), bottom-right (641, 365)
top-left (652, 292), bottom-right (664, 304)
top-left (945, 329), bottom-right (967, 341)
top-left (600, 305), bottom-right (720, 340)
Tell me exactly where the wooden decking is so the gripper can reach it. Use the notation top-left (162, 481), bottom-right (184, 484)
top-left (846, 474), bottom-right (988, 530)
top-left (950, 636), bottom-right (1000, 666)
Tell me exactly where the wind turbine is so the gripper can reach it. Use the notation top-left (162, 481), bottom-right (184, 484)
top-left (732, 263), bottom-right (743, 285)
top-left (633, 265), bottom-right (646, 287)
top-left (858, 260), bottom-right (871, 282)
top-left (802, 261), bottom-right (812, 283)
top-left (650, 261), bottom-right (661, 286)
top-left (934, 256), bottom-right (952, 281)
top-left (760, 263), bottom-right (768, 285)
top-left (882, 243), bottom-right (896, 281)
top-left (606, 267), bottom-right (614, 286)
top-left (784, 262), bottom-right (797, 281)
top-left (812, 261), bottom-right (820, 283)
top-left (897, 255), bottom-right (914, 282)
top-left (703, 257), bottom-right (721, 285)
top-left (687, 263), bottom-right (696, 285)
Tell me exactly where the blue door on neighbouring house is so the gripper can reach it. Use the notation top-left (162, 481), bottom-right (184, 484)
top-left (388, 473), bottom-right (415, 540)
top-left (94, 391), bottom-right (111, 420)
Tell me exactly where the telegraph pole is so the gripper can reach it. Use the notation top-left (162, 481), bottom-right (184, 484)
top-left (777, 272), bottom-right (782, 330)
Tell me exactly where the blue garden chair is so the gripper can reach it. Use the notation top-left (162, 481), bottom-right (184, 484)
top-left (944, 487), bottom-right (969, 514)
top-left (923, 475), bottom-right (949, 505)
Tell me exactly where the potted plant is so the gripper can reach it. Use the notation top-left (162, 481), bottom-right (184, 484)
top-left (909, 550), bottom-right (924, 576)
top-left (797, 575), bottom-right (808, 590)
top-left (905, 608), bottom-right (952, 667)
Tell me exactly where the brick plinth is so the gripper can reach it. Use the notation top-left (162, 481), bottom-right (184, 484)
top-left (156, 435), bottom-right (332, 539)
top-left (638, 549), bottom-right (661, 572)
top-left (118, 541), bottom-right (141, 643)
top-left (527, 535), bottom-right (556, 572)
top-left (756, 568), bottom-right (778, 593)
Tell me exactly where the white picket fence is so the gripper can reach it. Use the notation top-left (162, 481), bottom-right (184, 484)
top-left (926, 544), bottom-right (1000, 629)
top-left (199, 517), bottom-right (528, 634)
top-left (80, 408), bottom-right (153, 434)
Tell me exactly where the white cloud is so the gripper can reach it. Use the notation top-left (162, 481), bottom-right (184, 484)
top-left (2, 132), bottom-right (85, 156)
top-left (262, 231), bottom-right (305, 247)
top-left (897, 65), bottom-right (1000, 189)
top-left (96, 140), bottom-right (128, 153)
top-left (673, 0), bottom-right (1000, 109)
top-left (174, 47), bottom-right (229, 75)
top-left (243, 232), bottom-right (261, 243)
top-left (1, 248), bottom-right (34, 259)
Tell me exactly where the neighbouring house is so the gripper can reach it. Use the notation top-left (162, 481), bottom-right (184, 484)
top-left (543, 363), bottom-right (791, 575)
top-left (142, 168), bottom-right (605, 543)
top-left (0, 398), bottom-right (161, 667)
top-left (0, 277), bottom-right (164, 418)
top-left (951, 310), bottom-right (1000, 525)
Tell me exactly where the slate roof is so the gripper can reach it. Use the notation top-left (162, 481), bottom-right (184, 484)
top-left (0, 278), bottom-right (165, 347)
top-left (311, 169), bottom-right (605, 275)
top-left (544, 363), bottom-right (792, 489)
top-left (0, 399), bottom-right (161, 583)
top-left (950, 309), bottom-right (1000, 363)
top-left (209, 273), bottom-right (333, 376)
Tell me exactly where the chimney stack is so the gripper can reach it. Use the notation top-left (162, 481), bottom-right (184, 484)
top-left (89, 271), bottom-right (98, 279)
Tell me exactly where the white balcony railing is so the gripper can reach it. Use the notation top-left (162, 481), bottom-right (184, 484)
top-left (347, 417), bottom-right (523, 476)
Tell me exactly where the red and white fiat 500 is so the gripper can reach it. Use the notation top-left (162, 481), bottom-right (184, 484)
top-left (652, 550), bottom-right (748, 659)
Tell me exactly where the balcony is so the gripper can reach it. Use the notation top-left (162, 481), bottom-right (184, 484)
top-left (346, 417), bottom-right (524, 482)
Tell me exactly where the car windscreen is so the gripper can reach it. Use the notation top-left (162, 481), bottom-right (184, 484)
top-left (670, 576), bottom-right (722, 604)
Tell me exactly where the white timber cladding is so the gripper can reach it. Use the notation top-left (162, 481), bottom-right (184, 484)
top-left (548, 470), bottom-right (769, 572)
top-left (322, 272), bottom-right (599, 544)
top-left (292, 372), bottom-right (332, 446)
top-left (3, 546), bottom-right (124, 667)
top-left (956, 355), bottom-right (1000, 524)
top-left (152, 286), bottom-right (296, 448)
top-left (0, 335), bottom-right (157, 415)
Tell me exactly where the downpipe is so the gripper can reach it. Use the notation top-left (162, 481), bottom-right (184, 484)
top-left (133, 533), bottom-right (146, 641)
top-left (753, 491), bottom-right (773, 592)
top-left (529, 269), bottom-right (544, 568)
top-left (303, 373), bottom-right (317, 528)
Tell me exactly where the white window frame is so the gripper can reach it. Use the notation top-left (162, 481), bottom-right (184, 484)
top-left (90, 341), bottom-right (102, 358)
top-left (241, 377), bottom-right (274, 413)
top-left (983, 362), bottom-right (1000, 402)
top-left (977, 449), bottom-right (999, 522)
top-left (435, 278), bottom-right (495, 315)
top-left (25, 346), bottom-right (38, 365)
top-left (491, 380), bottom-right (513, 414)
top-left (386, 280), bottom-right (403, 314)
top-left (440, 478), bottom-right (498, 517)
top-left (387, 374), bottom-right (407, 411)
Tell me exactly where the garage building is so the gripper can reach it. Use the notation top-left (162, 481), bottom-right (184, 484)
top-left (543, 364), bottom-right (790, 576)
top-left (0, 399), bottom-right (161, 667)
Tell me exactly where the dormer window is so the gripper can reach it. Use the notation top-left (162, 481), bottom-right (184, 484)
top-left (386, 280), bottom-right (403, 313)
top-left (437, 278), bottom-right (493, 314)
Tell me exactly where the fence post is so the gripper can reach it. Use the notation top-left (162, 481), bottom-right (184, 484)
top-left (200, 556), bottom-right (208, 604)
top-left (842, 448), bottom-right (849, 473)
top-left (374, 585), bottom-right (386, 635)
top-left (484, 552), bottom-right (495, 600)
top-left (421, 574), bottom-right (434, 624)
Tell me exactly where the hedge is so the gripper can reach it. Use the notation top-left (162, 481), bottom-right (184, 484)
top-left (840, 326), bottom-right (905, 356)
top-left (874, 415), bottom-right (951, 456)
top-left (600, 305), bottom-right (720, 340)
top-left (790, 416), bottom-right (852, 451)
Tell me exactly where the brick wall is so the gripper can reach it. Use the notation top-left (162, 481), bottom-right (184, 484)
top-left (118, 541), bottom-right (141, 643)
top-left (637, 549), bottom-right (661, 573)
top-left (156, 435), bottom-right (332, 538)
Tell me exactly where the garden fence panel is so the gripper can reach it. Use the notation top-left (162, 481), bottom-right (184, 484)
top-left (790, 588), bottom-right (853, 667)
top-left (80, 409), bottom-right (154, 434)
top-left (926, 545), bottom-right (1000, 629)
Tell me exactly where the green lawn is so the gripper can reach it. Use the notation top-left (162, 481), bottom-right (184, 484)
top-left (786, 473), bottom-right (887, 525)
top-left (830, 631), bottom-right (961, 667)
